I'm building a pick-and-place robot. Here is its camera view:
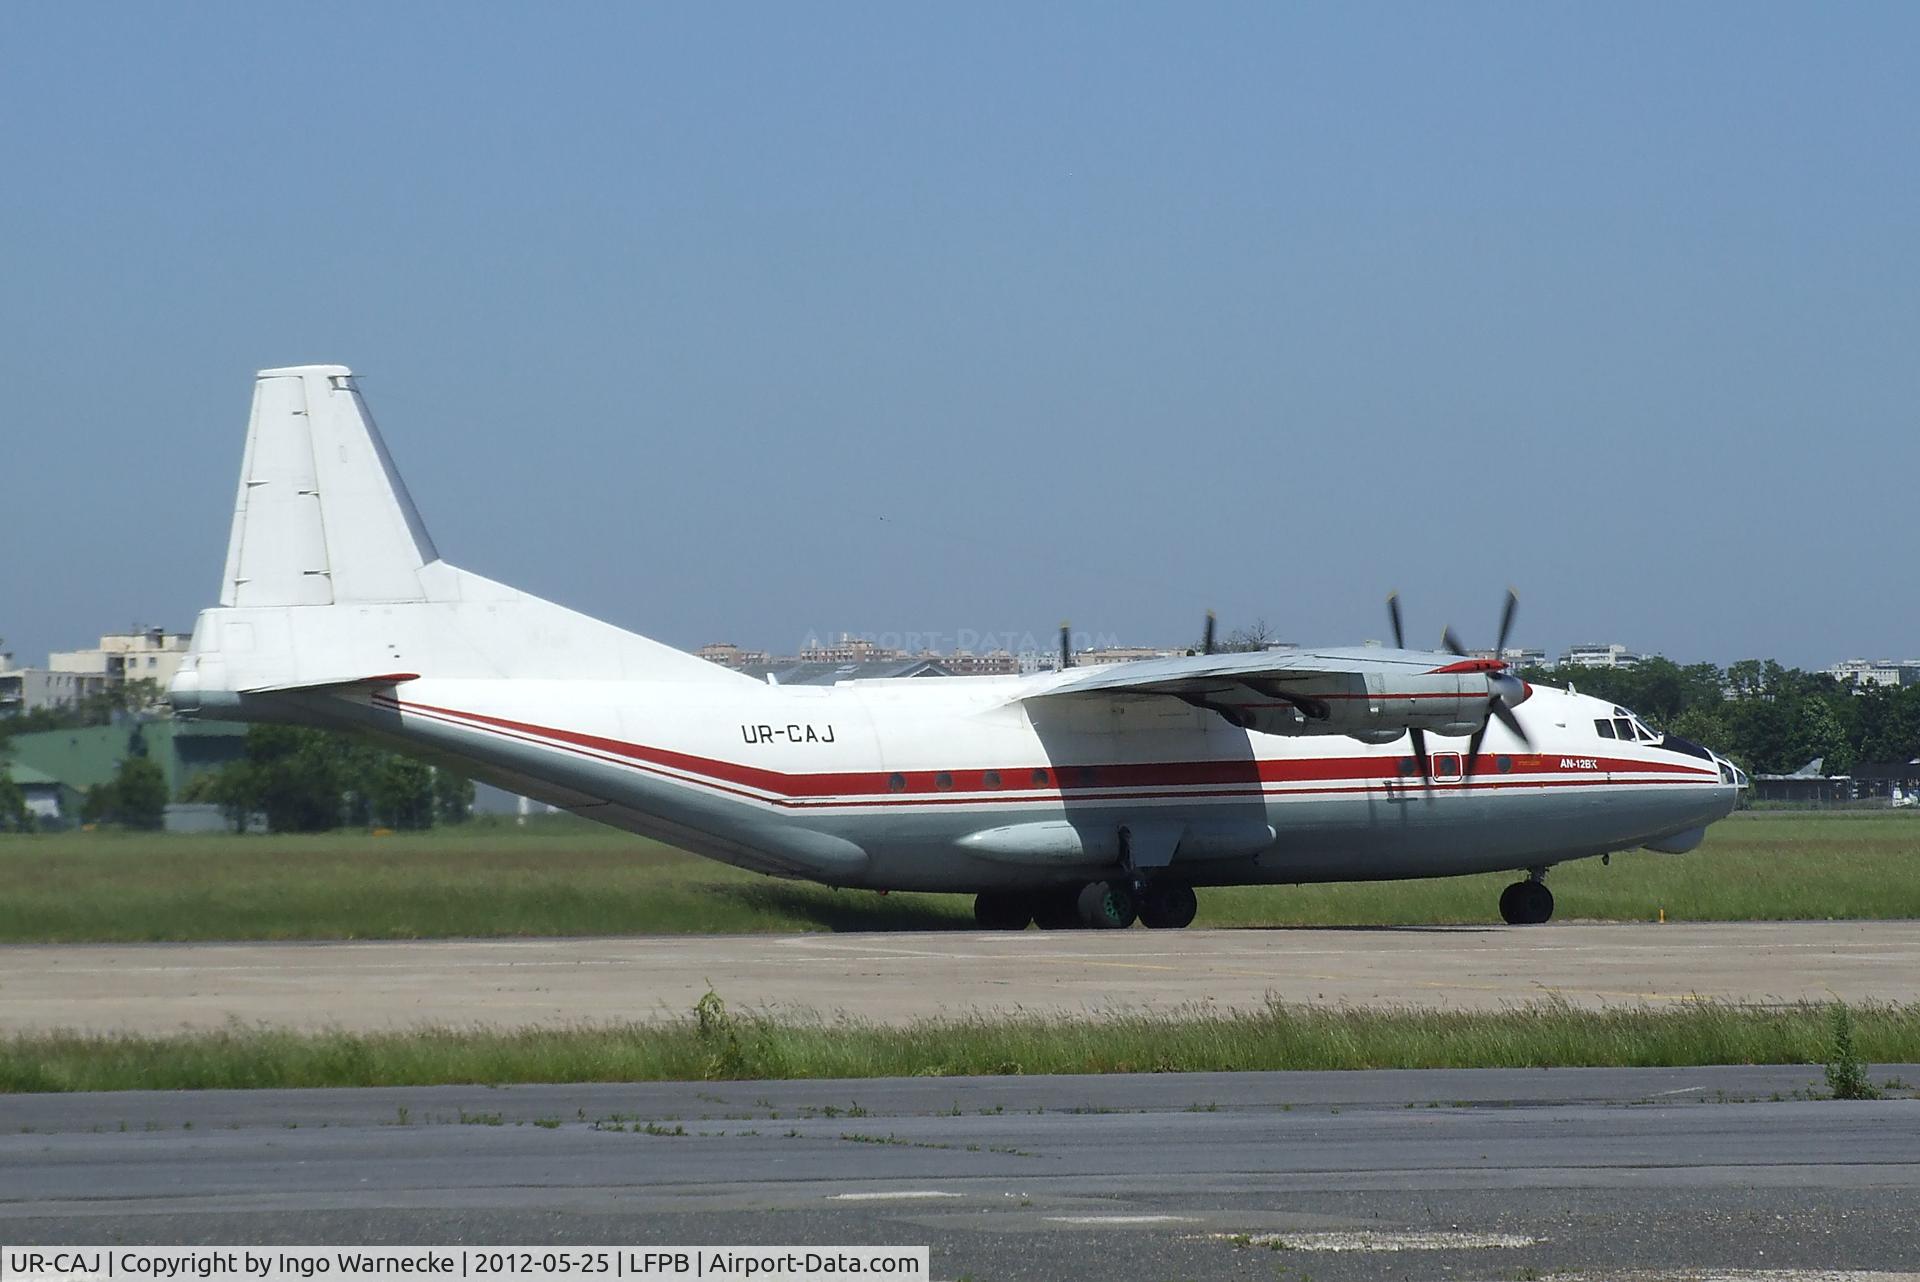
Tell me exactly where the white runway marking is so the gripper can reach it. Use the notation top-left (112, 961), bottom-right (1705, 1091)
top-left (1048, 1214), bottom-right (1196, 1225)
top-left (1214, 1230), bottom-right (1535, 1251)
top-left (826, 1190), bottom-right (961, 1201)
top-left (1529, 1274), bottom-right (1920, 1282)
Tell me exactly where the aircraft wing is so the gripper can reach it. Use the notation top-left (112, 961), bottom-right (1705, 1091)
top-left (1024, 646), bottom-right (1517, 741)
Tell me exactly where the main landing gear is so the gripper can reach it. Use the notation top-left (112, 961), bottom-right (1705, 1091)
top-left (1498, 872), bottom-right (1554, 925)
top-left (973, 880), bottom-right (1198, 931)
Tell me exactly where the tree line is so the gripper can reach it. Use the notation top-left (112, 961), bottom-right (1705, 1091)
top-left (0, 690), bottom-right (475, 832)
top-left (183, 725), bottom-right (476, 833)
top-left (1515, 657), bottom-right (1920, 777)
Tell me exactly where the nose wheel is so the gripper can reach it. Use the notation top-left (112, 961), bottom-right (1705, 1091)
top-left (1498, 876), bottom-right (1554, 925)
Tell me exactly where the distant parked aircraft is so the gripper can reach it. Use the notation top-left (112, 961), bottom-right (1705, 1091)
top-left (170, 366), bottom-right (1745, 929)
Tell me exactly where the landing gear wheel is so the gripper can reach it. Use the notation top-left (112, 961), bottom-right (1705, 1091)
top-left (1137, 882), bottom-right (1198, 929)
top-left (1076, 880), bottom-right (1138, 929)
top-left (1032, 887), bottom-right (1083, 931)
top-left (973, 891), bottom-right (1032, 931)
top-left (1498, 879), bottom-right (1554, 925)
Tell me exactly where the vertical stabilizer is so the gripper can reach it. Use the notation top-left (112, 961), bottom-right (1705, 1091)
top-left (220, 365), bottom-right (438, 607)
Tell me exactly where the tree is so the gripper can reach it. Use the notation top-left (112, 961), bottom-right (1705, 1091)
top-left (86, 756), bottom-right (169, 830)
top-left (1854, 685), bottom-right (1920, 765)
top-left (183, 760), bottom-right (262, 833)
top-left (1793, 699), bottom-right (1856, 776)
top-left (434, 769), bottom-right (475, 825)
top-left (1192, 617), bottom-right (1281, 654)
top-left (245, 725), bottom-right (346, 833)
top-left (0, 725), bottom-right (26, 832)
top-left (370, 756), bottom-right (435, 830)
top-left (0, 760), bottom-right (28, 833)
top-left (1667, 704), bottom-right (1730, 755)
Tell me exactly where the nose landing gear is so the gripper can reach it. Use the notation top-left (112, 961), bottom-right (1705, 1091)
top-left (1498, 871), bottom-right (1554, 925)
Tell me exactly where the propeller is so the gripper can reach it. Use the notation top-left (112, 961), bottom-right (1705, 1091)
top-left (1449, 588), bottom-right (1531, 778)
top-left (1059, 622), bottom-right (1073, 671)
top-left (1202, 610), bottom-right (1217, 656)
top-left (1386, 594), bottom-right (1429, 788)
top-left (1391, 589), bottom-right (1531, 784)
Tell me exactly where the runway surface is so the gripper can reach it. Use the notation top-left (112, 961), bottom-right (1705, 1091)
top-left (2, 1067), bottom-right (1917, 1278)
top-left (2, 921), bottom-right (1915, 1034)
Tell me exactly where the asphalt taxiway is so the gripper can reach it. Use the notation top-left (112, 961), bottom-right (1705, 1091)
top-left (3, 921), bottom-right (1915, 1034)
top-left (2, 1067), bottom-right (1917, 1278)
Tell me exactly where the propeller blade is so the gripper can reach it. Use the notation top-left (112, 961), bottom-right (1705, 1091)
top-left (1462, 721), bottom-right (1489, 780)
top-left (1494, 589), bottom-right (1519, 656)
top-left (1441, 625), bottom-right (1467, 657)
top-left (1386, 593), bottom-right (1405, 649)
top-left (1059, 622), bottom-right (1072, 670)
top-left (1491, 698), bottom-right (1531, 747)
top-left (1408, 725), bottom-right (1431, 792)
top-left (1203, 611), bottom-right (1217, 656)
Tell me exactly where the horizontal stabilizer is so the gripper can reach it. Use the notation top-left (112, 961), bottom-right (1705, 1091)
top-left (235, 672), bottom-right (421, 694)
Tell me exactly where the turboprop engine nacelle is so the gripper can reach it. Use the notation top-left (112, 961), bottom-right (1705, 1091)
top-left (1217, 670), bottom-right (1522, 741)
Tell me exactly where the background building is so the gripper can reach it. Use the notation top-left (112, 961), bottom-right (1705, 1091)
top-left (4, 718), bottom-right (248, 828)
top-left (0, 654), bottom-right (110, 716)
top-left (1559, 643), bottom-right (1641, 669)
top-left (1824, 658), bottom-right (1920, 689)
top-left (1469, 647), bottom-right (1549, 668)
top-left (49, 628), bottom-right (191, 694)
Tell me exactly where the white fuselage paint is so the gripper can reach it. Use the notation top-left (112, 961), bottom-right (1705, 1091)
top-left (255, 667), bottom-right (1738, 893)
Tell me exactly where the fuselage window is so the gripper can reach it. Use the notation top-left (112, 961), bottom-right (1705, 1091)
top-left (1595, 719), bottom-right (1616, 739)
top-left (934, 772), bottom-right (954, 791)
top-left (887, 772), bottom-right (907, 792)
top-left (983, 770), bottom-right (1002, 789)
top-left (1030, 768), bottom-right (1050, 787)
top-left (1495, 754), bottom-right (1514, 773)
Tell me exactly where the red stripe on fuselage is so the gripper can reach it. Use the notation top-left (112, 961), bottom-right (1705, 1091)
top-left (371, 695), bottom-right (1719, 811)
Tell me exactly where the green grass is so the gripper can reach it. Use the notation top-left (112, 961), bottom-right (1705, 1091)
top-left (3, 997), bottom-right (1917, 1093)
top-left (1199, 810), bottom-right (1920, 926)
top-left (0, 810), bottom-right (1915, 943)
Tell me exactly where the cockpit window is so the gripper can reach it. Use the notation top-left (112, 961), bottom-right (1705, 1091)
top-left (1613, 718), bottom-right (1634, 740)
top-left (1595, 719), bottom-right (1616, 739)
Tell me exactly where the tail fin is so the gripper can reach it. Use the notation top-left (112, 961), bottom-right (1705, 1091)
top-left (173, 363), bottom-right (747, 706)
top-left (220, 365), bottom-right (438, 607)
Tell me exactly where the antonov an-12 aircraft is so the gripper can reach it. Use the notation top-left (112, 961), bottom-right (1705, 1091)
top-left (169, 366), bottom-right (1748, 929)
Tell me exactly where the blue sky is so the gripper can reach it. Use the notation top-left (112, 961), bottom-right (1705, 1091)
top-left (3, 4), bottom-right (1916, 669)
